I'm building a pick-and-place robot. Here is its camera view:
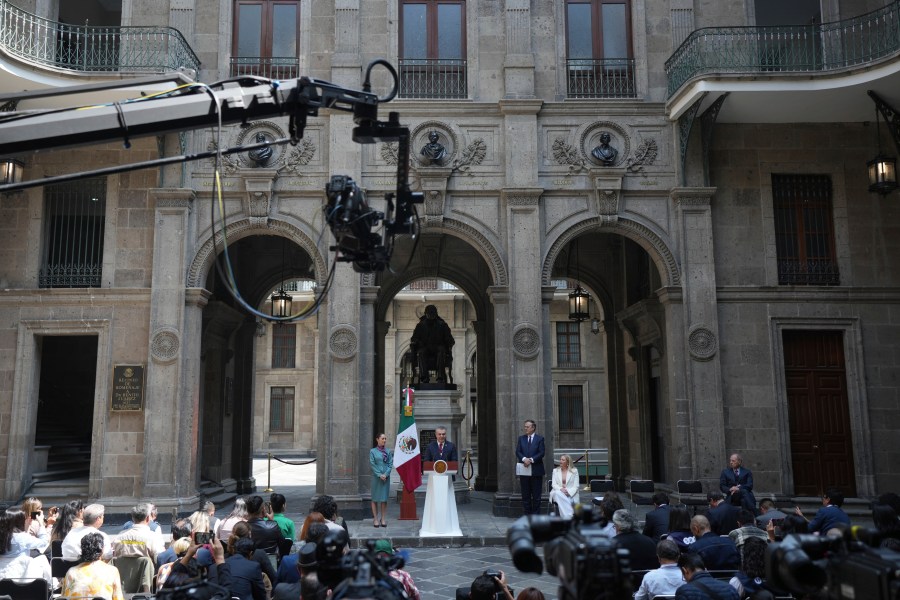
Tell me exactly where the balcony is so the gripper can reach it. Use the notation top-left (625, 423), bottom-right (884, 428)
top-left (0, 0), bottom-right (199, 76)
top-left (566, 58), bottom-right (636, 99)
top-left (665, 1), bottom-right (900, 122)
top-left (230, 57), bottom-right (299, 80)
top-left (398, 58), bottom-right (467, 99)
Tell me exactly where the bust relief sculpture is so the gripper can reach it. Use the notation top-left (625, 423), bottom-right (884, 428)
top-left (248, 131), bottom-right (273, 167)
top-left (591, 132), bottom-right (619, 166)
top-left (420, 130), bottom-right (447, 165)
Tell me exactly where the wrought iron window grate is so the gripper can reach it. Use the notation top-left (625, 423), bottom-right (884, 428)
top-left (558, 385), bottom-right (585, 432)
top-left (773, 174), bottom-right (839, 286)
top-left (39, 177), bottom-right (106, 288)
top-left (270, 386), bottom-right (295, 433)
top-left (398, 59), bottom-right (467, 99)
top-left (566, 58), bottom-right (637, 98)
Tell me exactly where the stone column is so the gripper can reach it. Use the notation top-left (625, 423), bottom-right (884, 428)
top-left (504, 0), bottom-right (536, 98)
top-left (472, 319), bottom-right (495, 492)
top-left (540, 285), bottom-right (557, 470)
top-left (374, 318), bottom-right (391, 438)
top-left (487, 287), bottom-right (511, 508)
top-left (671, 187), bottom-right (726, 481)
top-left (143, 189), bottom-right (199, 505)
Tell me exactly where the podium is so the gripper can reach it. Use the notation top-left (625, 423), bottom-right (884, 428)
top-left (420, 460), bottom-right (463, 537)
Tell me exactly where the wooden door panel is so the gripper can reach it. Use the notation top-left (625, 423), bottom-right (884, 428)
top-left (783, 331), bottom-right (855, 497)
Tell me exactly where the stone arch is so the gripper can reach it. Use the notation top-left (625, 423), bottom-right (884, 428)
top-left (541, 217), bottom-right (680, 287)
top-left (433, 217), bottom-right (508, 287)
top-left (187, 218), bottom-right (328, 288)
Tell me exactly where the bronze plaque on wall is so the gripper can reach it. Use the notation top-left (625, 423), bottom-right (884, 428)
top-left (111, 365), bottom-right (145, 411)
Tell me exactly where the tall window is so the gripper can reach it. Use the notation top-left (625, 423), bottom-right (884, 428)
top-left (272, 324), bottom-right (296, 368)
top-left (232, 1), bottom-right (299, 78)
top-left (558, 385), bottom-right (584, 432)
top-left (773, 174), bottom-right (839, 285)
top-left (40, 177), bottom-right (106, 288)
top-left (565, 0), bottom-right (635, 98)
top-left (556, 322), bottom-right (582, 367)
top-left (270, 386), bottom-right (295, 432)
top-left (399, 0), bottom-right (466, 99)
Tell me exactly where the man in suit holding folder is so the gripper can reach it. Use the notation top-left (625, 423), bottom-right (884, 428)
top-left (516, 419), bottom-right (546, 515)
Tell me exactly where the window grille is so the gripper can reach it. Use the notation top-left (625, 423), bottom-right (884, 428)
top-left (270, 386), bottom-right (295, 433)
top-left (556, 322), bottom-right (582, 367)
top-left (772, 174), bottom-right (839, 286)
top-left (39, 177), bottom-right (106, 288)
top-left (272, 324), bottom-right (297, 369)
top-left (558, 385), bottom-right (584, 431)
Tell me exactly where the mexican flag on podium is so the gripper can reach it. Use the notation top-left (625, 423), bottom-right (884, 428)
top-left (394, 386), bottom-right (422, 492)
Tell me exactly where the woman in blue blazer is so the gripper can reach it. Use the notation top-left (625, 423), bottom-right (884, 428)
top-left (369, 433), bottom-right (393, 527)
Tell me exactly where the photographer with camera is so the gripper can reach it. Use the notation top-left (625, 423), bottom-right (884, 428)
top-left (469, 570), bottom-right (514, 600)
top-left (676, 553), bottom-right (740, 600)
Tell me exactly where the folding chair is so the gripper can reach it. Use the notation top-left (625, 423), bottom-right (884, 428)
top-left (0, 578), bottom-right (50, 600)
top-left (676, 480), bottom-right (707, 514)
top-left (629, 479), bottom-right (655, 506)
top-left (590, 479), bottom-right (615, 506)
top-left (50, 556), bottom-right (80, 579)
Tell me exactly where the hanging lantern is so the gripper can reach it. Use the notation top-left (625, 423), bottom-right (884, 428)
top-left (271, 288), bottom-right (293, 318)
top-left (868, 153), bottom-right (898, 195)
top-left (568, 285), bottom-right (590, 321)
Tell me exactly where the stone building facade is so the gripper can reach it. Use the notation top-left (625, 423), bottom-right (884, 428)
top-left (0, 0), bottom-right (898, 514)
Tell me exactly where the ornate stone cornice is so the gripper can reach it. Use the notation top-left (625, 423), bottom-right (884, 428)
top-left (502, 188), bottom-right (543, 209)
top-left (670, 186), bottom-right (716, 208)
top-left (498, 99), bottom-right (543, 115)
top-left (151, 188), bottom-right (195, 209)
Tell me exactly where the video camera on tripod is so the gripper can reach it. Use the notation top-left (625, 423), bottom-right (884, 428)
top-left (506, 506), bottom-right (634, 600)
top-left (766, 527), bottom-right (900, 600)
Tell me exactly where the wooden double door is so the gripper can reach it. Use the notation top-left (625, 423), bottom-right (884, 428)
top-left (783, 330), bottom-right (856, 497)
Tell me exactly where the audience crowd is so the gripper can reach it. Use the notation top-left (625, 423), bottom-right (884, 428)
top-left (0, 456), bottom-right (897, 600)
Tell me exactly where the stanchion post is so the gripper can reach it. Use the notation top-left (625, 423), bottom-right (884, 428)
top-left (264, 452), bottom-right (274, 493)
top-left (582, 450), bottom-right (591, 491)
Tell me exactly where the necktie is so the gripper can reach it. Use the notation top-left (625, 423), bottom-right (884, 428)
top-left (529, 435), bottom-right (533, 446)
top-left (439, 443), bottom-right (443, 454)
top-left (734, 468), bottom-right (739, 478)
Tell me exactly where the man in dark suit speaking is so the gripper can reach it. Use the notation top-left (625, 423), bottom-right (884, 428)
top-left (515, 419), bottom-right (546, 515)
top-left (423, 425), bottom-right (458, 463)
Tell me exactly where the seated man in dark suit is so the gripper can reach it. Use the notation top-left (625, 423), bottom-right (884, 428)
top-left (707, 491), bottom-right (741, 536)
top-left (642, 492), bottom-right (672, 541)
top-left (675, 552), bottom-right (740, 600)
top-left (613, 509), bottom-right (660, 571)
top-left (719, 453), bottom-right (756, 514)
top-left (687, 515), bottom-right (740, 572)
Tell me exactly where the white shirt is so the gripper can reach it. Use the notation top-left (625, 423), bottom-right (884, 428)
top-left (61, 526), bottom-right (113, 561)
top-left (634, 563), bottom-right (684, 600)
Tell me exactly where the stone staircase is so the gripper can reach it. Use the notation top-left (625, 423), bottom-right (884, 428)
top-left (23, 427), bottom-right (91, 504)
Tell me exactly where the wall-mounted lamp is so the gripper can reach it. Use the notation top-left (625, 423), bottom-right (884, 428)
top-left (1, 159), bottom-right (23, 186)
top-left (590, 318), bottom-right (601, 335)
top-left (868, 91), bottom-right (899, 195)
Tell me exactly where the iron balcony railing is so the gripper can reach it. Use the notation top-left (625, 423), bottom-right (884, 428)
top-left (0, 0), bottom-right (199, 74)
top-left (398, 58), bottom-right (467, 99)
top-left (566, 58), bottom-right (637, 98)
top-left (230, 56), bottom-right (299, 80)
top-left (777, 259), bottom-right (840, 286)
top-left (666, 0), bottom-right (900, 98)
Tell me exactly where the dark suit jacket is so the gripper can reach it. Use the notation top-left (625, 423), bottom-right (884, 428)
top-left (675, 571), bottom-right (740, 600)
top-left (642, 504), bottom-right (672, 540)
top-left (515, 433), bottom-right (546, 477)
top-left (707, 502), bottom-right (741, 535)
top-left (614, 531), bottom-right (659, 571)
top-left (273, 581), bottom-right (301, 600)
top-left (719, 467), bottom-right (756, 508)
top-left (688, 532), bottom-right (741, 571)
top-left (423, 440), bottom-right (458, 462)
top-left (225, 554), bottom-right (267, 600)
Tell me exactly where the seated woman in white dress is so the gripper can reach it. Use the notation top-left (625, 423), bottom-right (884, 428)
top-left (549, 454), bottom-right (580, 519)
